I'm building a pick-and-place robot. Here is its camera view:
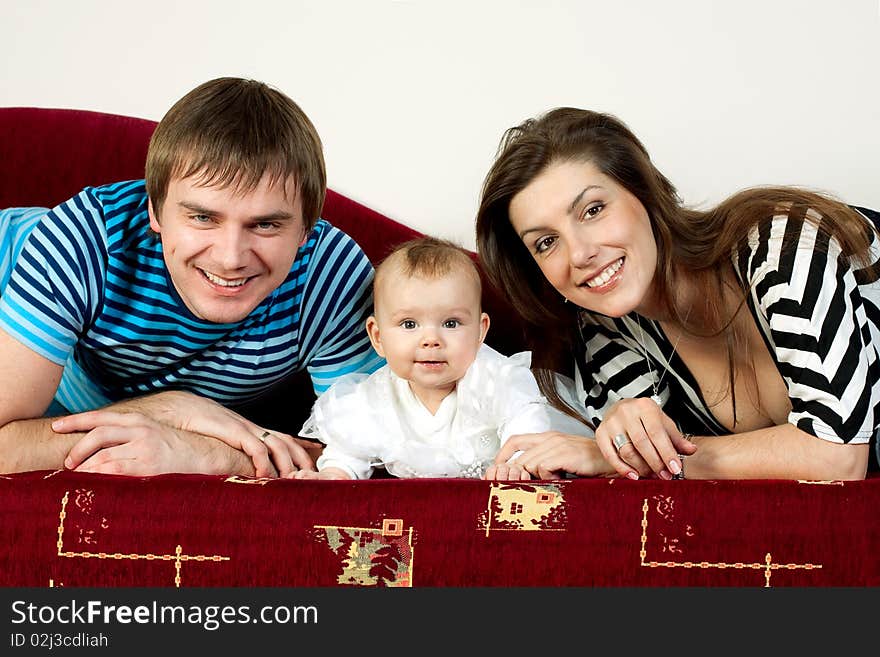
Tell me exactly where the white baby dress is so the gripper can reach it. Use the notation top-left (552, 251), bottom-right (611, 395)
top-left (299, 344), bottom-right (556, 479)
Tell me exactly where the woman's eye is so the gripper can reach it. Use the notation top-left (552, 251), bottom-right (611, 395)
top-left (583, 203), bottom-right (604, 219)
top-left (443, 320), bottom-right (460, 329)
top-left (535, 235), bottom-right (556, 254)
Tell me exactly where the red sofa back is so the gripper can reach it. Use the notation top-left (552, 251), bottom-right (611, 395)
top-left (0, 107), bottom-right (527, 432)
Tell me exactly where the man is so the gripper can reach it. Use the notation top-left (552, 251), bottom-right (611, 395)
top-left (0, 77), bottom-right (383, 477)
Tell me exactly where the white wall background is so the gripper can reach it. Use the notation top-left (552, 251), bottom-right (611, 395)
top-left (2, 0), bottom-right (878, 250)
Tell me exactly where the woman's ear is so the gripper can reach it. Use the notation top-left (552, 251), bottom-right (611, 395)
top-left (366, 316), bottom-right (385, 357)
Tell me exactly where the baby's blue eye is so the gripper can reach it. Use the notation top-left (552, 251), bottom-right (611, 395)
top-left (402, 320), bottom-right (417, 329)
top-left (443, 320), bottom-right (460, 329)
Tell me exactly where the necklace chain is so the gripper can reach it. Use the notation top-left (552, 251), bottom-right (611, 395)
top-left (634, 309), bottom-right (691, 404)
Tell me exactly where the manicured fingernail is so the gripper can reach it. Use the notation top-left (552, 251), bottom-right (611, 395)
top-left (626, 472), bottom-right (639, 480)
top-left (659, 469), bottom-right (672, 480)
top-left (669, 460), bottom-right (682, 475)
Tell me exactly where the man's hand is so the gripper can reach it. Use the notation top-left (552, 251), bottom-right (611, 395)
top-left (123, 390), bottom-right (316, 477)
top-left (54, 391), bottom-right (317, 477)
top-left (54, 410), bottom-right (255, 476)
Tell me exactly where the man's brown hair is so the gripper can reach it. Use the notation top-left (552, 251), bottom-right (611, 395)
top-left (145, 77), bottom-right (326, 229)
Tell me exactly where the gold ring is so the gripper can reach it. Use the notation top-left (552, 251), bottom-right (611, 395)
top-left (612, 433), bottom-right (630, 450)
top-left (259, 431), bottom-right (271, 443)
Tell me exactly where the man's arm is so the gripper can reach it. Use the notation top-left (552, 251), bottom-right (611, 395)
top-left (0, 329), bottom-right (68, 473)
top-left (0, 329), bottom-right (260, 476)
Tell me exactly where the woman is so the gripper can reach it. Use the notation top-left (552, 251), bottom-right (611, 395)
top-left (477, 108), bottom-right (879, 481)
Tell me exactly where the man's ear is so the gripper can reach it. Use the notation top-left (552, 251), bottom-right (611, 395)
top-left (479, 312), bottom-right (490, 344)
top-left (366, 316), bottom-right (385, 357)
top-left (148, 199), bottom-right (161, 234)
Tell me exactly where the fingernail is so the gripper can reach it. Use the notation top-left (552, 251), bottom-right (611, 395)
top-left (51, 419), bottom-right (62, 430)
top-left (669, 460), bottom-right (682, 475)
top-left (626, 472), bottom-right (639, 480)
top-left (659, 469), bottom-right (672, 480)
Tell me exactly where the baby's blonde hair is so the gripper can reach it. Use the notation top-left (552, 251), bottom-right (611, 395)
top-left (374, 237), bottom-right (482, 309)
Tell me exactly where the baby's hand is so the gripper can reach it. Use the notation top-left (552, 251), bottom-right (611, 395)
top-left (289, 467), bottom-right (351, 480)
top-left (483, 462), bottom-right (532, 481)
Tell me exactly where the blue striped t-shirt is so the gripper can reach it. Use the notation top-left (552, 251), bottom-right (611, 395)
top-left (0, 179), bottom-right (384, 412)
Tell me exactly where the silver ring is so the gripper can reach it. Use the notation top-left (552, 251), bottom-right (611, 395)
top-left (612, 433), bottom-right (630, 450)
top-left (258, 431), bottom-right (271, 444)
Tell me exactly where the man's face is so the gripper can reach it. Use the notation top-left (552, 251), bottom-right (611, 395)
top-left (149, 173), bottom-right (306, 323)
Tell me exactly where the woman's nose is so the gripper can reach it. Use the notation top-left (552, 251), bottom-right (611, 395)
top-left (569, 231), bottom-right (598, 268)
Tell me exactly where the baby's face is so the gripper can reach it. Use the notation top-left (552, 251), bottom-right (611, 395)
top-left (368, 269), bottom-right (489, 404)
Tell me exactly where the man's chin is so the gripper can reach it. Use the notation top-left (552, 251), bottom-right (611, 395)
top-left (190, 300), bottom-right (259, 324)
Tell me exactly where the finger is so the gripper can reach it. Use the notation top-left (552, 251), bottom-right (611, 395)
top-left (494, 433), bottom-right (549, 463)
top-left (283, 436), bottom-right (316, 471)
top-left (595, 428), bottom-right (641, 480)
top-left (53, 410), bottom-right (139, 434)
top-left (662, 415), bottom-right (698, 455)
top-left (489, 464), bottom-right (510, 480)
top-left (623, 419), bottom-right (668, 478)
top-left (614, 443), bottom-right (653, 478)
top-left (482, 465), bottom-right (497, 480)
top-left (65, 427), bottom-right (131, 470)
top-left (257, 432), bottom-right (296, 478)
top-left (75, 449), bottom-right (137, 475)
top-left (535, 463), bottom-right (563, 480)
top-left (515, 465), bottom-right (532, 481)
top-left (233, 432), bottom-right (275, 478)
top-left (636, 414), bottom-right (683, 478)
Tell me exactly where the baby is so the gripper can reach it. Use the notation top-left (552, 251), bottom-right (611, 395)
top-left (294, 236), bottom-right (557, 480)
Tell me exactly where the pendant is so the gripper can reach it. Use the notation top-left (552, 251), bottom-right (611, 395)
top-left (651, 394), bottom-right (663, 407)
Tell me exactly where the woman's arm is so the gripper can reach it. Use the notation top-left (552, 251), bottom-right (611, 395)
top-left (683, 424), bottom-right (868, 481)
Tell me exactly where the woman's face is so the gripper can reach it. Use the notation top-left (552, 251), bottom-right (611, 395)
top-left (508, 158), bottom-right (658, 318)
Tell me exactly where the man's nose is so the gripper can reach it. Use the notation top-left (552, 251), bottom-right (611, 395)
top-left (214, 226), bottom-right (250, 271)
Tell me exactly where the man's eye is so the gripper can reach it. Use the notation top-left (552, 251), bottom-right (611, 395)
top-left (256, 221), bottom-right (279, 231)
top-left (192, 214), bottom-right (211, 223)
top-left (443, 320), bottom-right (460, 329)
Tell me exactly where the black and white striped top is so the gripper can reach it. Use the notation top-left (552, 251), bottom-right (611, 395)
top-left (575, 205), bottom-right (880, 445)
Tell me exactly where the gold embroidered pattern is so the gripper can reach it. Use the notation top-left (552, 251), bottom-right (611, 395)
top-left (224, 475), bottom-right (274, 485)
top-left (314, 519), bottom-right (414, 587)
top-left (56, 491), bottom-right (230, 587)
top-left (480, 482), bottom-right (566, 537)
top-left (639, 498), bottom-right (821, 586)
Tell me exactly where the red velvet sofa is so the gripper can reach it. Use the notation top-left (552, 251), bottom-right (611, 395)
top-left (1, 107), bottom-right (877, 588)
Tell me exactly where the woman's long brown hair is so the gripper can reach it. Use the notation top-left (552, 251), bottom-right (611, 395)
top-left (476, 108), bottom-right (874, 425)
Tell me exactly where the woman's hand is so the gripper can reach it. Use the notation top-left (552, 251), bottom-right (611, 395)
top-left (595, 397), bottom-right (697, 480)
top-left (494, 431), bottom-right (613, 479)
